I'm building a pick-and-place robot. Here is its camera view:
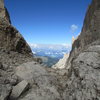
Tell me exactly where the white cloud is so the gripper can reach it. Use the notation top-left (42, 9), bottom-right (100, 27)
top-left (70, 24), bottom-right (78, 32)
top-left (28, 43), bottom-right (71, 50)
top-left (29, 43), bottom-right (39, 48)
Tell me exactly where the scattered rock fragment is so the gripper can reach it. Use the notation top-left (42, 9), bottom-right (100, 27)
top-left (10, 80), bottom-right (29, 100)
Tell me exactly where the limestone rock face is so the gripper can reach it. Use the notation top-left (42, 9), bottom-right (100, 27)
top-left (10, 80), bottom-right (29, 100)
top-left (69, 0), bottom-right (100, 59)
top-left (0, 0), bottom-right (33, 99)
top-left (64, 0), bottom-right (100, 99)
top-left (0, 0), bottom-right (32, 55)
top-left (0, 20), bottom-right (32, 54)
top-left (0, 0), bottom-right (11, 23)
top-left (52, 54), bottom-right (69, 69)
top-left (64, 45), bottom-right (100, 100)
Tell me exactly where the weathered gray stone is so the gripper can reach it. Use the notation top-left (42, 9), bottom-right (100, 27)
top-left (63, 46), bottom-right (100, 100)
top-left (0, 0), bottom-right (32, 55)
top-left (10, 80), bottom-right (29, 100)
top-left (0, 1), bottom-right (34, 100)
top-left (52, 54), bottom-right (69, 69)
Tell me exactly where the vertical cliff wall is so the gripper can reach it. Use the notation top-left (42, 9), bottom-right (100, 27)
top-left (64, 0), bottom-right (100, 99)
top-left (70, 0), bottom-right (100, 58)
top-left (66, 0), bottom-right (100, 69)
top-left (0, 0), bottom-right (32, 55)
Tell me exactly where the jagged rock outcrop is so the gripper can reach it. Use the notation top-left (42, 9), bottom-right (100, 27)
top-left (0, 0), bottom-right (32, 55)
top-left (64, 0), bottom-right (100, 99)
top-left (69, 0), bottom-right (100, 59)
top-left (0, 0), bottom-right (11, 23)
top-left (52, 54), bottom-right (69, 69)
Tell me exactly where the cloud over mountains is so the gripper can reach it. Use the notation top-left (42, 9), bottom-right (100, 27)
top-left (29, 43), bottom-right (71, 51)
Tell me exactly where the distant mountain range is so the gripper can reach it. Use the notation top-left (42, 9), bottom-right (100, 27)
top-left (29, 43), bottom-right (71, 67)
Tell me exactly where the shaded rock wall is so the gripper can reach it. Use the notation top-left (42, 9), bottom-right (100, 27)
top-left (0, 1), bottom-right (33, 99)
top-left (64, 0), bottom-right (100, 99)
top-left (0, 0), bottom-right (32, 55)
top-left (69, 0), bottom-right (100, 59)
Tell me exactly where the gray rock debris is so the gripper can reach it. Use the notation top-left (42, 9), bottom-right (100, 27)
top-left (15, 62), bottom-right (66, 100)
top-left (0, 84), bottom-right (12, 100)
top-left (0, 63), bottom-right (18, 100)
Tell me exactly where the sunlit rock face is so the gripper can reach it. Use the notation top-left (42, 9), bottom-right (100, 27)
top-left (52, 54), bottom-right (69, 69)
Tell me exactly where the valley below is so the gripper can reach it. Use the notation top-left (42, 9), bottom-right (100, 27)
top-left (31, 43), bottom-right (70, 67)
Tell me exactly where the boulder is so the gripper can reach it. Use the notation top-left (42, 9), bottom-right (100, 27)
top-left (10, 80), bottom-right (29, 100)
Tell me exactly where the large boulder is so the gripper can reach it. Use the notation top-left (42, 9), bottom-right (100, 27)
top-left (10, 80), bottom-right (29, 100)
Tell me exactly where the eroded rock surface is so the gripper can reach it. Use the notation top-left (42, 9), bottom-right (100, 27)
top-left (52, 54), bottom-right (69, 69)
